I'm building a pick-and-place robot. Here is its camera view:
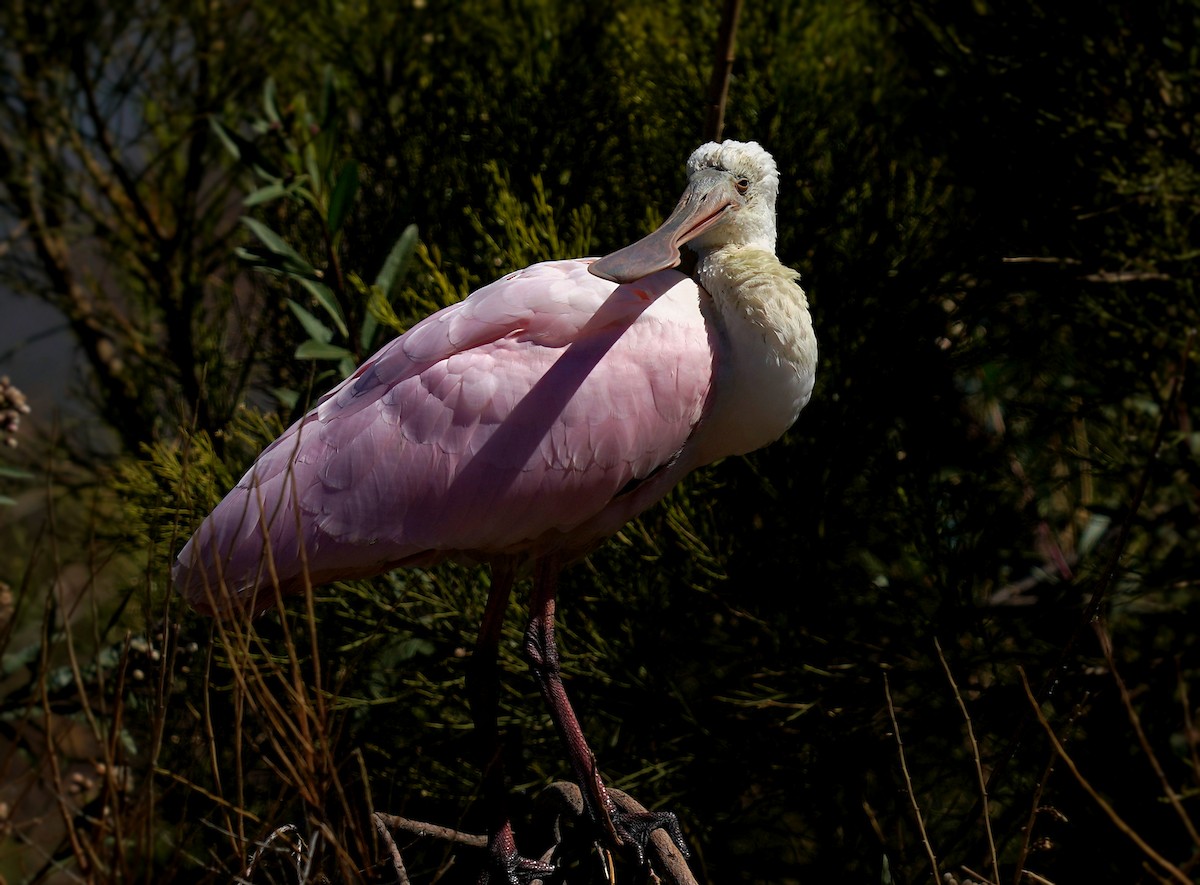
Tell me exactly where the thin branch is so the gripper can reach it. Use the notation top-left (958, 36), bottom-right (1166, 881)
top-left (1010, 751), bottom-right (1056, 885)
top-left (374, 784), bottom-right (699, 885)
top-left (935, 639), bottom-right (999, 883)
top-left (1081, 270), bottom-right (1172, 283)
top-left (1177, 658), bottom-right (1200, 790)
top-left (1001, 256), bottom-right (1083, 265)
top-left (372, 813), bottom-right (488, 850)
top-left (703, 0), bottom-right (743, 142)
top-left (1082, 328), bottom-right (1193, 626)
top-left (1002, 255), bottom-right (1172, 283)
top-left (72, 50), bottom-right (164, 243)
top-left (1093, 621), bottom-right (1200, 847)
top-left (884, 672), bottom-right (940, 882)
top-left (38, 590), bottom-right (93, 878)
top-left (1021, 870), bottom-right (1058, 885)
top-left (1018, 668), bottom-right (1191, 884)
top-left (372, 813), bottom-right (412, 885)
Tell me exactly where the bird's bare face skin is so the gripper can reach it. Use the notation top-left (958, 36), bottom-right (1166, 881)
top-left (589, 141), bottom-right (779, 284)
top-left (588, 168), bottom-right (746, 284)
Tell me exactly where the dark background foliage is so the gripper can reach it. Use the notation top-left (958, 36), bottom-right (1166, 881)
top-left (1, 1), bottom-right (1198, 883)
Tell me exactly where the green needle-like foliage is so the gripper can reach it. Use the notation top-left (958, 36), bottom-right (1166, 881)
top-left (1, 1), bottom-right (1198, 883)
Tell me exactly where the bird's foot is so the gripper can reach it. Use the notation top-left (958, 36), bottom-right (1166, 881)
top-left (610, 807), bottom-right (690, 867)
top-left (481, 843), bottom-right (557, 885)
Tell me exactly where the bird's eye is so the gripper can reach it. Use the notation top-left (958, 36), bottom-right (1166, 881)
top-left (735, 177), bottom-right (751, 194)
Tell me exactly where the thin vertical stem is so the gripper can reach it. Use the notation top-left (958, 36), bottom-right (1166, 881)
top-left (935, 639), bottom-right (999, 883)
top-left (703, 0), bottom-right (743, 142)
top-left (883, 672), bottom-right (940, 883)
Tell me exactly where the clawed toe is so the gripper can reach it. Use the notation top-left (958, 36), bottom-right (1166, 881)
top-left (483, 848), bottom-right (556, 885)
top-left (612, 807), bottom-right (690, 866)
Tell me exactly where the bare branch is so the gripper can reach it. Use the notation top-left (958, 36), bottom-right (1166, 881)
top-left (372, 813), bottom-right (412, 885)
top-left (703, 0), bottom-right (743, 143)
top-left (884, 672), bottom-right (941, 883)
top-left (1019, 668), bottom-right (1191, 884)
top-left (1093, 622), bottom-right (1200, 847)
top-left (372, 813), bottom-right (489, 850)
top-left (935, 639), bottom-right (999, 883)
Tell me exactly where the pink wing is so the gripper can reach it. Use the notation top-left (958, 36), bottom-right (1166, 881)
top-left (173, 259), bottom-right (717, 614)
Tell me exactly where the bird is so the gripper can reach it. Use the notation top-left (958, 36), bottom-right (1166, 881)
top-left (173, 139), bottom-right (817, 881)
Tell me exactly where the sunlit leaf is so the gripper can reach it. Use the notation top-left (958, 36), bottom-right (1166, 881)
top-left (271, 387), bottom-right (300, 410)
top-left (240, 217), bottom-right (306, 263)
top-left (262, 76), bottom-right (281, 125)
top-left (304, 140), bottom-right (322, 200)
top-left (287, 299), bottom-right (334, 344)
top-left (298, 279), bottom-right (349, 339)
top-left (374, 224), bottom-right (418, 299)
top-left (243, 182), bottom-right (290, 207)
top-left (295, 341), bottom-right (353, 361)
top-left (210, 118), bottom-right (242, 161)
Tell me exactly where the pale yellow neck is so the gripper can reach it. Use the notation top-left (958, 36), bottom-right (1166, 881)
top-left (698, 246), bottom-right (817, 377)
top-left (687, 245), bottom-right (818, 463)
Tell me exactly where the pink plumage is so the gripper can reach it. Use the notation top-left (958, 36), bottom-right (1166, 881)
top-left (174, 141), bottom-right (817, 875)
top-left (173, 259), bottom-right (717, 614)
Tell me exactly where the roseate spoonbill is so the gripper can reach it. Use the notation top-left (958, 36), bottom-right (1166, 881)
top-left (174, 140), bottom-right (817, 881)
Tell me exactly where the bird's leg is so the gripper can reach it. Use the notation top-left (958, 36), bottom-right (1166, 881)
top-left (524, 560), bottom-right (689, 867)
top-left (469, 562), bottom-right (555, 885)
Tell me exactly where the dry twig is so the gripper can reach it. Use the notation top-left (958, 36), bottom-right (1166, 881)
top-left (1018, 668), bottom-right (1190, 884)
top-left (372, 812), bottom-right (412, 885)
top-left (1092, 621), bottom-right (1200, 848)
top-left (884, 672), bottom-right (940, 882)
top-left (935, 639), bottom-right (999, 883)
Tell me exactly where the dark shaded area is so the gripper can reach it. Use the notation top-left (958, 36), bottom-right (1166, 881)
top-left (1, 1), bottom-right (1198, 883)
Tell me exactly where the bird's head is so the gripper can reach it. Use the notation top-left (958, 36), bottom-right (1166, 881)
top-left (589, 140), bottom-right (780, 284)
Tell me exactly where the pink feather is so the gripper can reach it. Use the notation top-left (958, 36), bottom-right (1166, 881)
top-left (173, 259), bottom-right (718, 615)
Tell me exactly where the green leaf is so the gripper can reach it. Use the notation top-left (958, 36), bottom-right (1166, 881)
top-left (0, 465), bottom-right (33, 479)
top-left (271, 387), bottom-right (300, 410)
top-left (210, 119), bottom-right (282, 179)
top-left (360, 310), bottom-right (379, 353)
top-left (287, 299), bottom-right (334, 344)
top-left (0, 494), bottom-right (16, 506)
top-left (241, 217), bottom-right (306, 262)
top-left (210, 118), bottom-right (242, 160)
top-left (374, 224), bottom-right (418, 299)
top-left (238, 217), bottom-right (327, 282)
top-left (328, 162), bottom-right (359, 235)
top-left (361, 225), bottom-right (418, 351)
top-left (262, 76), bottom-right (281, 125)
top-left (304, 140), bottom-right (322, 200)
top-left (298, 279), bottom-right (349, 339)
top-left (236, 245), bottom-right (315, 280)
top-left (243, 182), bottom-right (290, 207)
top-left (295, 341), bottom-right (353, 361)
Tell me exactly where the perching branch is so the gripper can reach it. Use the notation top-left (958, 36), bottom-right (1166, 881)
top-left (373, 781), bottom-right (699, 885)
